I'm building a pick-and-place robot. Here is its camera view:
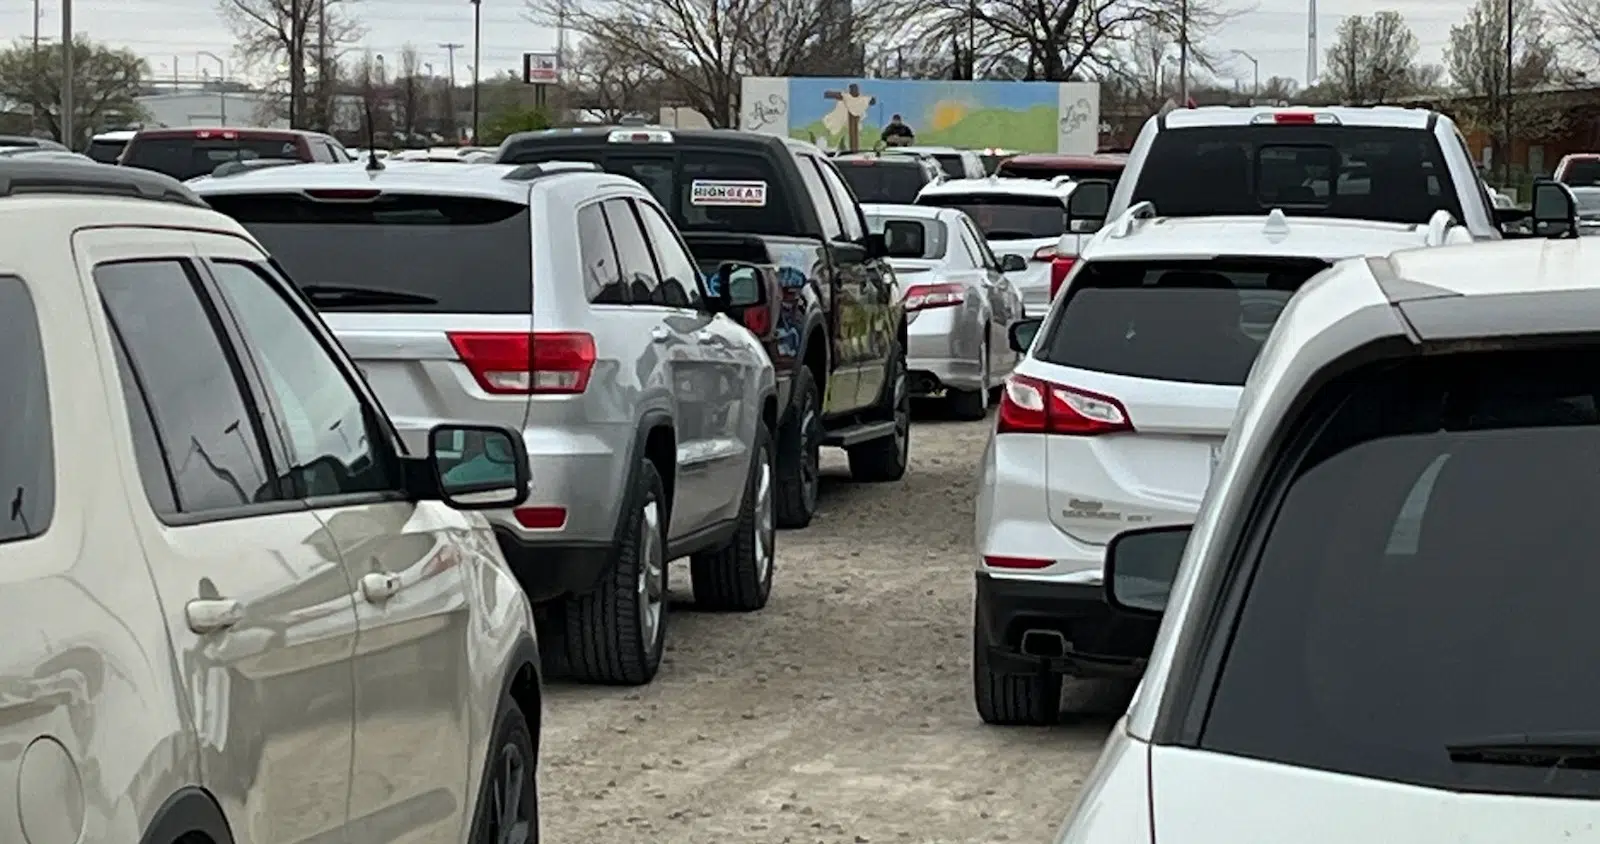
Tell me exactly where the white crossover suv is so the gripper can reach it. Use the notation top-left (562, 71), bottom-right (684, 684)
top-left (0, 157), bottom-right (542, 844)
top-left (1056, 181), bottom-right (1593, 843)
top-left (972, 200), bottom-right (1474, 725)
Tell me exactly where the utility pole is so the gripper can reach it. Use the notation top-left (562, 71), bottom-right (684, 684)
top-left (440, 41), bottom-right (463, 140)
top-left (316, 0), bottom-right (328, 131)
top-left (288, 0), bottom-right (302, 127)
top-left (1233, 50), bottom-right (1259, 102)
top-left (966, 0), bottom-right (977, 79)
top-left (1503, 0), bottom-right (1514, 186)
top-left (1178, 0), bottom-right (1190, 105)
top-left (470, 0), bottom-right (482, 143)
top-left (60, 0), bottom-right (73, 146)
top-left (30, 0), bottom-right (40, 133)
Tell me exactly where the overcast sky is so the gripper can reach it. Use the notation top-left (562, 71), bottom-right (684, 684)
top-left (2, 0), bottom-right (1470, 88)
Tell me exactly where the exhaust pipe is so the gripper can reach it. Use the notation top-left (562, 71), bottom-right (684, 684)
top-left (1020, 628), bottom-right (1067, 658)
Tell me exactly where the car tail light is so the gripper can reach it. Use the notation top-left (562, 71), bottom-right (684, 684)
top-left (983, 555), bottom-right (1053, 570)
top-left (905, 283), bottom-right (964, 312)
top-left (446, 331), bottom-right (595, 395)
top-left (513, 507), bottom-right (567, 529)
top-left (1032, 245), bottom-right (1056, 261)
top-left (1048, 256), bottom-right (1076, 298)
top-left (1252, 111), bottom-right (1340, 126)
top-left (194, 129), bottom-right (239, 140)
top-left (740, 305), bottom-right (772, 335)
top-left (996, 374), bottom-right (1132, 436)
top-left (303, 188), bottom-right (381, 201)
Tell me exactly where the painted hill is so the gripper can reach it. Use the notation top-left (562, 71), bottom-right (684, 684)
top-left (790, 104), bottom-right (1059, 152)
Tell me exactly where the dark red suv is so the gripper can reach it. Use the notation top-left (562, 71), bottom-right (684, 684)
top-left (119, 127), bottom-right (352, 181)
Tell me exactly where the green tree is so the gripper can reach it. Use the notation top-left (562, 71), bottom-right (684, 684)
top-left (0, 37), bottom-right (148, 148)
top-left (479, 105), bottom-right (552, 146)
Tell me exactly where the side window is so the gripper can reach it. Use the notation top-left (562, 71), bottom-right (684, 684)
top-left (796, 154), bottom-right (844, 240)
top-left (307, 139), bottom-right (333, 162)
top-left (209, 260), bottom-right (401, 499)
top-left (1451, 130), bottom-right (1495, 217)
top-left (602, 199), bottom-right (662, 305)
top-left (96, 260), bottom-right (279, 515)
top-left (0, 277), bottom-right (54, 542)
top-left (965, 219), bottom-right (999, 268)
top-left (323, 141), bottom-right (347, 162)
top-left (635, 200), bottom-right (702, 309)
top-left (111, 333), bottom-right (178, 515)
top-left (955, 227), bottom-right (980, 267)
top-left (578, 202), bottom-right (628, 304)
top-left (816, 160), bottom-right (868, 241)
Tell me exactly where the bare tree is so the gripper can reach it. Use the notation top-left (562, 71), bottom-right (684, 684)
top-left (1550, 0), bottom-right (1600, 72)
top-left (353, 50), bottom-right (395, 142)
top-left (1446, 0), bottom-right (1565, 180)
top-left (396, 44), bottom-right (422, 142)
top-left (566, 38), bottom-right (663, 121)
top-left (220, 0), bottom-right (363, 128)
top-left (1322, 11), bottom-right (1419, 104)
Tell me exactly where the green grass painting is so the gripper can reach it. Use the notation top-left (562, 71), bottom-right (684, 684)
top-left (791, 104), bottom-right (1060, 152)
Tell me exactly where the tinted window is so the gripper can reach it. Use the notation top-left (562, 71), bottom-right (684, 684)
top-left (998, 160), bottom-right (1125, 188)
top-left (815, 160), bottom-right (867, 240)
top-left (1202, 350), bottom-right (1600, 798)
top-left (0, 278), bottom-right (54, 542)
top-left (917, 194), bottom-right (1066, 240)
top-left (111, 335), bottom-right (178, 514)
top-left (864, 215), bottom-right (947, 259)
top-left (798, 155), bottom-right (843, 240)
top-left (603, 199), bottom-right (661, 304)
top-left (1034, 259), bottom-right (1326, 385)
top-left (578, 203), bottom-right (627, 304)
top-left (97, 261), bottom-right (279, 514)
top-left (86, 138), bottom-right (127, 164)
top-left (1560, 158), bottom-right (1600, 187)
top-left (211, 261), bottom-right (400, 498)
top-left (205, 194), bottom-right (533, 314)
top-left (1134, 125), bottom-right (1459, 225)
top-left (835, 160), bottom-right (930, 203)
top-left (636, 202), bottom-right (702, 309)
top-left (931, 154), bottom-right (964, 178)
top-left (963, 219), bottom-right (1000, 267)
top-left (123, 135), bottom-right (306, 180)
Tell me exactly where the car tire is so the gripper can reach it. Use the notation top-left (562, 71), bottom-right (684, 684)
top-left (690, 424), bottom-right (776, 611)
top-left (468, 691), bottom-right (539, 844)
top-left (558, 458), bottom-right (667, 686)
top-left (847, 349), bottom-right (911, 482)
top-left (947, 338), bottom-right (989, 421)
top-left (972, 604), bottom-right (1061, 726)
top-left (775, 367), bottom-right (822, 529)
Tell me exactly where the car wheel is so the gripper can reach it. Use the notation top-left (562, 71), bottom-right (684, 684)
top-left (558, 458), bottom-right (667, 685)
top-left (948, 337), bottom-right (989, 421)
top-left (775, 367), bottom-right (822, 529)
top-left (690, 423), bottom-right (776, 611)
top-left (847, 350), bottom-right (911, 482)
top-left (469, 692), bottom-right (539, 844)
top-left (972, 603), bottom-right (1061, 726)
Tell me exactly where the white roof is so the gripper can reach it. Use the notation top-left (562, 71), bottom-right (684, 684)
top-left (1385, 237), bottom-right (1600, 297)
top-left (894, 145), bottom-right (965, 155)
top-left (917, 176), bottom-right (1074, 200)
top-left (1081, 211), bottom-right (1470, 263)
top-left (187, 159), bottom-right (632, 204)
top-left (860, 203), bottom-right (966, 227)
top-left (1160, 105), bottom-right (1437, 130)
top-left (91, 130), bottom-right (137, 142)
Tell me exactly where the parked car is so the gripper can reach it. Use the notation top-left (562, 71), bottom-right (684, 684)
top-left (494, 126), bottom-right (910, 530)
top-left (915, 175), bottom-right (1082, 315)
top-left (1573, 186), bottom-right (1600, 234)
top-left (862, 203), bottom-right (1026, 418)
top-left (833, 150), bottom-right (944, 203)
top-left (0, 134), bottom-right (67, 152)
top-left (193, 158), bottom-right (780, 686)
top-left (84, 128), bottom-right (137, 163)
top-left (0, 157), bottom-right (541, 844)
top-left (972, 200), bottom-right (1475, 725)
top-left (1553, 151), bottom-right (1600, 186)
top-left (1054, 182), bottom-right (1589, 843)
top-left (977, 147), bottom-right (1020, 175)
top-left (995, 152), bottom-right (1128, 188)
top-left (120, 127), bottom-right (353, 180)
top-left (893, 145), bottom-right (988, 179)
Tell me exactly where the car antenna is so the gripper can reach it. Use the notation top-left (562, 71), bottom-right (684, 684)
top-left (363, 97), bottom-right (385, 172)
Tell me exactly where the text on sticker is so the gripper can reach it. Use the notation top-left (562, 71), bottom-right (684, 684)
top-left (690, 180), bottom-right (768, 207)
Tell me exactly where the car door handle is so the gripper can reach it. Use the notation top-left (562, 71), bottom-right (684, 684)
top-left (361, 572), bottom-right (402, 603)
top-left (695, 330), bottom-right (717, 344)
top-left (186, 598), bottom-right (244, 634)
top-left (650, 326), bottom-right (671, 343)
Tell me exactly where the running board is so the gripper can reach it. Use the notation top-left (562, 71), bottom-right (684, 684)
top-left (823, 420), bottom-right (897, 448)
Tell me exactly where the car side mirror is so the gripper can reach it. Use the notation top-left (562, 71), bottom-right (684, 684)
top-left (1531, 179), bottom-right (1579, 239)
top-left (1104, 525), bottom-right (1193, 617)
top-left (1066, 179), bottom-right (1112, 233)
top-left (998, 253), bottom-right (1027, 273)
top-left (863, 231), bottom-right (889, 259)
top-left (1007, 317), bottom-right (1042, 353)
top-left (709, 262), bottom-right (779, 339)
top-left (427, 424), bottom-right (530, 510)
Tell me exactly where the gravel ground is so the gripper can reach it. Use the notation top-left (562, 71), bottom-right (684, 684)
top-left (539, 408), bottom-right (1132, 844)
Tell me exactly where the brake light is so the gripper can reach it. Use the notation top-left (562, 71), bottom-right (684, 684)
top-left (1273, 112), bottom-right (1317, 124)
top-left (740, 305), bottom-right (772, 336)
top-left (1048, 256), bottom-right (1076, 298)
top-left (446, 331), bottom-right (595, 394)
top-left (513, 507), bottom-right (567, 529)
top-left (303, 188), bottom-right (381, 201)
top-left (1252, 111), bottom-right (1340, 126)
top-left (194, 129), bottom-right (239, 140)
top-left (904, 283), bottom-right (964, 312)
top-left (996, 374), bottom-right (1132, 436)
top-left (1032, 245), bottom-right (1056, 261)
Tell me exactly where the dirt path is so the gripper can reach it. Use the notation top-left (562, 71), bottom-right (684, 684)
top-left (539, 410), bottom-right (1126, 843)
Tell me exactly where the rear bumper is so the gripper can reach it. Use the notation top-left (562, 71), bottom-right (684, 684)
top-left (907, 309), bottom-right (984, 393)
top-left (484, 424), bottom-right (632, 546)
top-left (974, 572), bottom-right (1156, 678)
top-left (494, 530), bottom-right (612, 603)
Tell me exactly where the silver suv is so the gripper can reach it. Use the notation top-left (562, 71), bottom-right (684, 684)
top-left (0, 159), bottom-right (541, 843)
top-left (193, 159), bottom-right (780, 687)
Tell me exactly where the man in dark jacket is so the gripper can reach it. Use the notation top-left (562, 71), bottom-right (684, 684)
top-left (881, 114), bottom-right (915, 145)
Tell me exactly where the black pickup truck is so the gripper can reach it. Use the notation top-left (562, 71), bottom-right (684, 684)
top-left (495, 126), bottom-right (909, 529)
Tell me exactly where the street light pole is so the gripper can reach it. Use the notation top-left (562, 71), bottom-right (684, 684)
top-left (199, 51), bottom-right (227, 125)
top-left (1233, 50), bottom-right (1259, 102)
top-left (60, 0), bottom-right (73, 146)
top-left (470, 0), bottom-right (482, 143)
top-left (1178, 0), bottom-right (1189, 106)
top-left (1503, 0), bottom-right (1514, 187)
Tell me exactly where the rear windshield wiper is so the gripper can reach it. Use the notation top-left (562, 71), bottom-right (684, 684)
top-left (1447, 732), bottom-right (1600, 768)
top-left (298, 284), bottom-right (438, 308)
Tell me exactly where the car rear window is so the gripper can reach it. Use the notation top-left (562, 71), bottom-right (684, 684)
top-left (915, 194), bottom-right (1065, 239)
top-left (1560, 157), bottom-right (1600, 187)
top-left (836, 160), bottom-right (929, 204)
top-left (864, 215), bottom-right (947, 259)
top-left (1034, 258), bottom-right (1326, 385)
top-left (1201, 348), bottom-right (1600, 798)
top-left (123, 135), bottom-right (305, 180)
top-left (1133, 125), bottom-right (1460, 225)
top-left (203, 193), bottom-right (533, 314)
top-left (929, 154), bottom-right (965, 178)
top-left (86, 138), bottom-right (128, 164)
top-left (998, 160), bottom-right (1125, 188)
top-left (497, 143), bottom-right (797, 235)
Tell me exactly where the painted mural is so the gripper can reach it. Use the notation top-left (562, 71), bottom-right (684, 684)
top-left (739, 77), bottom-right (1100, 155)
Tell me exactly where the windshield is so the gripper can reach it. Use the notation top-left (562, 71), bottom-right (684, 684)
top-left (203, 193), bottom-right (533, 313)
top-left (1560, 158), bottom-right (1600, 187)
top-left (1035, 259), bottom-right (1326, 385)
top-left (1201, 349), bottom-right (1600, 798)
top-left (123, 135), bottom-right (306, 180)
top-left (86, 138), bottom-right (128, 164)
top-left (1133, 125), bottom-right (1460, 225)
top-left (836, 161), bottom-right (929, 204)
top-left (917, 194), bottom-right (1065, 240)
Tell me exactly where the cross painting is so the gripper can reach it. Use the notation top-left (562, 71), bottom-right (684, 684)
top-left (822, 83), bottom-right (875, 151)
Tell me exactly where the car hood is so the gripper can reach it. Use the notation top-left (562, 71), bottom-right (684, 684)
top-left (1145, 745), bottom-right (1600, 844)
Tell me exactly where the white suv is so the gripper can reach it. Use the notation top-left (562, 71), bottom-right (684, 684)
top-left (0, 158), bottom-right (542, 843)
top-left (1057, 182), bottom-right (1588, 843)
top-left (916, 175), bottom-right (1080, 313)
top-left (971, 201), bottom-right (1472, 725)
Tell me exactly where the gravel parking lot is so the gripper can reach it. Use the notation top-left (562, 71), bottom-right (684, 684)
top-left (540, 409), bottom-right (1132, 843)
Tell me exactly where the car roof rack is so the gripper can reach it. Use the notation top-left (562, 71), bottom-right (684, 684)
top-left (0, 159), bottom-right (208, 208)
top-left (503, 160), bottom-right (604, 181)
